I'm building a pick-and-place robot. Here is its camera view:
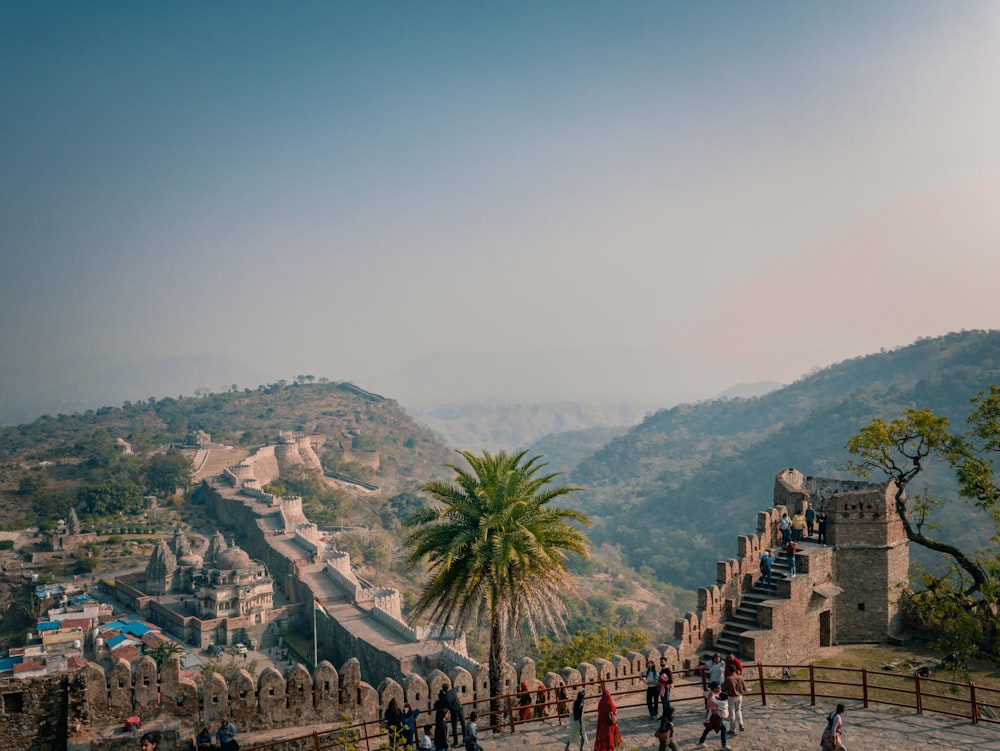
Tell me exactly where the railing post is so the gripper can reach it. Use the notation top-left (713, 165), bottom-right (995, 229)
top-left (506, 693), bottom-right (516, 733)
top-left (862, 667), bottom-right (869, 709)
top-left (809, 664), bottom-right (816, 706)
top-left (970, 682), bottom-right (979, 724)
top-left (312, 730), bottom-right (320, 751)
top-left (757, 662), bottom-right (767, 707)
top-left (915, 673), bottom-right (922, 715)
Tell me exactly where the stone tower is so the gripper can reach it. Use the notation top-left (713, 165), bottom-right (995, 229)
top-left (172, 527), bottom-right (191, 557)
top-left (206, 530), bottom-right (226, 564)
top-left (146, 540), bottom-right (178, 596)
top-left (775, 469), bottom-right (909, 643)
top-left (827, 480), bottom-right (909, 642)
top-left (68, 507), bottom-right (81, 535)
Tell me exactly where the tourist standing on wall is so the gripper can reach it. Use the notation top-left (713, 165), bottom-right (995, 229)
top-left (786, 539), bottom-right (798, 577)
top-left (805, 502), bottom-right (816, 537)
top-left (563, 690), bottom-right (588, 751)
top-left (722, 669), bottom-right (747, 734)
top-left (643, 659), bottom-right (660, 718)
top-left (779, 512), bottom-right (792, 545)
top-left (658, 657), bottom-right (674, 713)
top-left (791, 509), bottom-right (806, 542)
top-left (759, 549), bottom-right (775, 587)
top-left (817, 511), bottom-right (829, 545)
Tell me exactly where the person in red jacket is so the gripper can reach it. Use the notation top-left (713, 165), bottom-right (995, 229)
top-left (724, 652), bottom-right (743, 678)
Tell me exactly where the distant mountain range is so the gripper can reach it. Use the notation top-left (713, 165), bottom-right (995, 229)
top-left (544, 329), bottom-right (1000, 590)
top-left (0, 354), bottom-right (273, 426)
top-left (3, 329), bottom-right (997, 601)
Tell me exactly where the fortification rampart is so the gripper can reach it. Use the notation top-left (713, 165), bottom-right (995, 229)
top-left (22, 463), bottom-right (910, 751)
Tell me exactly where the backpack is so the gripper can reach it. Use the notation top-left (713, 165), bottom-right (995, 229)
top-left (759, 556), bottom-right (768, 573)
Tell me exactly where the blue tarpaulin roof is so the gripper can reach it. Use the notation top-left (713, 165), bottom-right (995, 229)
top-left (120, 621), bottom-right (151, 637)
top-left (37, 621), bottom-right (61, 632)
top-left (106, 634), bottom-right (129, 648)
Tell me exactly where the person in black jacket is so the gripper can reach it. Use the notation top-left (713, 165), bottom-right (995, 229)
top-left (444, 684), bottom-right (466, 746)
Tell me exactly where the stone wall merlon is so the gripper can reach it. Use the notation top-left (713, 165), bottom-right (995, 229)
top-left (370, 605), bottom-right (418, 641)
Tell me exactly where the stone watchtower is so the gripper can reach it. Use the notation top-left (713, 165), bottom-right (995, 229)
top-left (776, 469), bottom-right (909, 642)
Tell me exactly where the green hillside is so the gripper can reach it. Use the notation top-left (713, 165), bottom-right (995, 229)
top-left (0, 379), bottom-right (693, 649)
top-left (551, 330), bottom-right (1000, 591)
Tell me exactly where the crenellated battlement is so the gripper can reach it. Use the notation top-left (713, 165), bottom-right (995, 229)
top-left (0, 463), bottom-right (911, 751)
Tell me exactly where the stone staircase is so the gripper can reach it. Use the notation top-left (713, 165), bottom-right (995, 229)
top-left (245, 621), bottom-right (280, 651)
top-left (702, 550), bottom-right (795, 661)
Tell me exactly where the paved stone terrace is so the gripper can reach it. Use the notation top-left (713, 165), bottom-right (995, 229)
top-left (240, 697), bottom-right (1000, 751)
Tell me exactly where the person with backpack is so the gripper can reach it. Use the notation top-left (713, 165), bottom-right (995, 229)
top-left (821, 704), bottom-right (847, 750)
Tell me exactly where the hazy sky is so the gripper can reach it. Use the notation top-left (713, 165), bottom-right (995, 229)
top-left (3, 1), bottom-right (1000, 409)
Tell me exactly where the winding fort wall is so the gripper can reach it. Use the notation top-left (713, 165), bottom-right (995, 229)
top-left (0, 467), bottom-right (910, 750)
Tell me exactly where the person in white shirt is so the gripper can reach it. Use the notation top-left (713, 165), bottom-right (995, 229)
top-left (643, 659), bottom-right (660, 718)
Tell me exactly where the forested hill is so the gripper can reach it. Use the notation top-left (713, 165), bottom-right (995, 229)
top-left (555, 330), bottom-right (1000, 591)
top-left (0, 380), bottom-right (456, 525)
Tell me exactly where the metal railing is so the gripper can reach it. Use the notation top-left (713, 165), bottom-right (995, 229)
top-left (238, 662), bottom-right (1000, 751)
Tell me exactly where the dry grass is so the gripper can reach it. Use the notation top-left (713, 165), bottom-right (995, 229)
top-left (749, 644), bottom-right (1000, 721)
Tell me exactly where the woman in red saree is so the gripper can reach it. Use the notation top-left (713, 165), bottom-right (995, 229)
top-left (518, 682), bottom-right (533, 721)
top-left (593, 689), bottom-right (621, 751)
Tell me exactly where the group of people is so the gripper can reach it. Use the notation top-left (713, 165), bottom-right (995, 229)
top-left (642, 656), bottom-right (674, 718)
top-left (692, 653), bottom-right (747, 749)
top-left (194, 719), bottom-right (238, 751)
top-left (403, 683), bottom-right (480, 751)
top-left (763, 503), bottom-right (836, 586)
top-left (170, 659), bottom-right (847, 751)
top-left (780, 503), bottom-right (829, 546)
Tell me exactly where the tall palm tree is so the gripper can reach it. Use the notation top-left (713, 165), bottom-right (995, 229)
top-left (405, 449), bottom-right (591, 719)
